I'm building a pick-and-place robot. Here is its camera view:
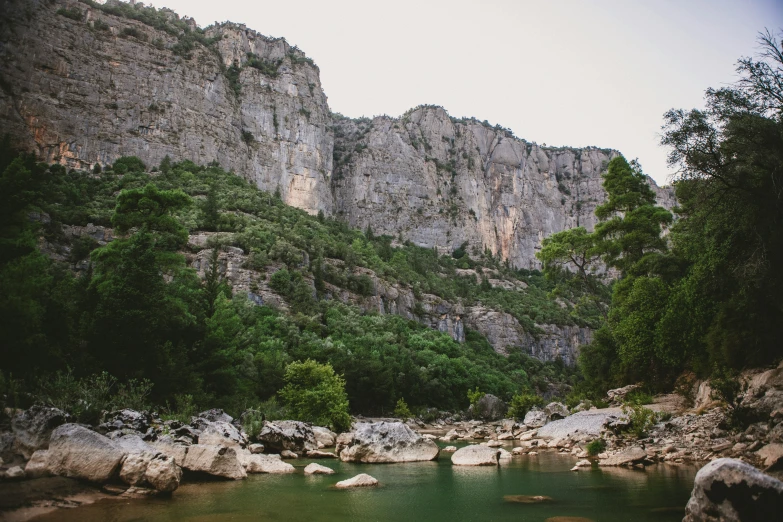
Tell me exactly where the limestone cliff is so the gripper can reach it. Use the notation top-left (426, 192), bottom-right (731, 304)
top-left (332, 107), bottom-right (675, 269)
top-left (0, 0), bottom-right (333, 214)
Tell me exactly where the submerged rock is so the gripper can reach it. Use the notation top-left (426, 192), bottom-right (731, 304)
top-left (451, 445), bottom-right (499, 466)
top-left (504, 495), bottom-right (553, 503)
top-left (47, 424), bottom-right (126, 483)
top-left (683, 458), bottom-right (783, 522)
top-left (599, 447), bottom-right (647, 467)
top-left (339, 422), bottom-right (439, 463)
top-left (335, 473), bottom-right (378, 488)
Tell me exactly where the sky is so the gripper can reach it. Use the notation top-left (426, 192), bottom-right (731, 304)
top-left (142, 0), bottom-right (782, 185)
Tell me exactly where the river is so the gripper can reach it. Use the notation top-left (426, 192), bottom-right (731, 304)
top-left (32, 446), bottom-right (697, 522)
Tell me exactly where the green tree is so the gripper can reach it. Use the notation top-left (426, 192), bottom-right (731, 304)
top-left (279, 360), bottom-right (351, 431)
top-left (537, 226), bottom-right (600, 283)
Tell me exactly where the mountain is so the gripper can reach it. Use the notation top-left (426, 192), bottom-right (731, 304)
top-left (0, 0), bottom-right (674, 272)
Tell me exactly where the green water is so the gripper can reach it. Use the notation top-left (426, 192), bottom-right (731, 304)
top-left (34, 445), bottom-right (697, 522)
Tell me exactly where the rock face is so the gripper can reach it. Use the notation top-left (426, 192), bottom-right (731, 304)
top-left (11, 405), bottom-right (69, 459)
top-left (47, 424), bottom-right (126, 482)
top-left (339, 422), bottom-right (439, 463)
top-left (683, 458), bottom-right (783, 522)
top-left (471, 394), bottom-right (506, 421)
top-left (451, 445), bottom-right (500, 466)
top-left (182, 444), bottom-right (246, 480)
top-left (257, 421), bottom-right (317, 455)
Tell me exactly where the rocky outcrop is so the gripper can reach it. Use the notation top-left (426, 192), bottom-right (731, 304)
top-left (683, 458), bottom-right (783, 522)
top-left (335, 473), bottom-right (378, 489)
top-left (11, 405), bottom-right (69, 459)
top-left (257, 421), bottom-right (317, 455)
top-left (450, 445), bottom-right (500, 466)
top-left (47, 424), bottom-right (126, 483)
top-left (339, 422), bottom-right (439, 463)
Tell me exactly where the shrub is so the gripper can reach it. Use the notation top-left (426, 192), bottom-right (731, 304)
top-left (467, 387), bottom-right (484, 407)
top-left (242, 409), bottom-right (265, 441)
top-left (93, 19), bottom-right (110, 31)
top-left (393, 398), bottom-right (413, 419)
top-left (622, 404), bottom-right (660, 439)
top-left (279, 360), bottom-right (351, 432)
top-left (162, 394), bottom-right (197, 424)
top-left (241, 130), bottom-right (254, 145)
top-left (507, 392), bottom-right (544, 420)
top-left (586, 438), bottom-right (606, 456)
top-left (269, 268), bottom-right (291, 294)
top-left (57, 8), bottom-right (84, 21)
top-left (121, 26), bottom-right (147, 42)
top-left (112, 156), bottom-right (146, 174)
top-left (623, 390), bottom-right (653, 406)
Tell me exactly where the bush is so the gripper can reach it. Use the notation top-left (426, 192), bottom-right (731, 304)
top-left (57, 8), bottom-right (84, 21)
top-left (622, 404), bottom-right (660, 439)
top-left (393, 398), bottom-right (413, 419)
top-left (242, 409), bottom-right (265, 441)
top-left (507, 392), bottom-right (544, 420)
top-left (467, 387), bottom-right (484, 407)
top-left (586, 438), bottom-right (606, 456)
top-left (279, 360), bottom-right (351, 432)
top-left (623, 390), bottom-right (653, 406)
top-left (161, 394), bottom-right (197, 424)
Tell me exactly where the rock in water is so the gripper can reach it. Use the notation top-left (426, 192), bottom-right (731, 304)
top-left (304, 463), bottom-right (335, 475)
top-left (182, 445), bottom-right (246, 480)
top-left (257, 421), bottom-right (317, 455)
top-left (144, 455), bottom-right (182, 492)
top-left (503, 495), bottom-right (553, 503)
top-left (12, 405), bottom-right (69, 459)
top-left (339, 422), bottom-right (439, 463)
top-left (683, 458), bottom-right (783, 521)
top-left (537, 410), bottom-right (616, 441)
top-left (312, 426), bottom-right (337, 448)
top-left (47, 424), bottom-right (126, 483)
top-left (451, 445), bottom-right (500, 466)
top-left (240, 453), bottom-right (295, 474)
top-left (335, 473), bottom-right (378, 488)
top-left (471, 394), bottom-right (506, 421)
top-left (598, 447), bottom-right (647, 467)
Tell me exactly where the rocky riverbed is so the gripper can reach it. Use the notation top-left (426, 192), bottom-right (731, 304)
top-left (2, 363), bottom-right (783, 520)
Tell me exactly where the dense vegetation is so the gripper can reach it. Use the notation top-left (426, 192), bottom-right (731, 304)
top-left (0, 141), bottom-right (583, 422)
top-left (541, 31), bottom-right (783, 394)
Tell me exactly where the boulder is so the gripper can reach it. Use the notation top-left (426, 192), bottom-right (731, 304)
top-left (544, 402), bottom-right (570, 421)
top-left (182, 444), bottom-right (246, 480)
top-left (257, 421), bottom-right (317, 454)
top-left (241, 453), bottom-right (295, 474)
top-left (471, 394), bottom-right (506, 421)
top-left (24, 449), bottom-right (50, 478)
top-left (486, 440), bottom-right (503, 447)
top-left (198, 421), bottom-right (246, 449)
top-left (248, 443), bottom-right (265, 454)
top-left (47, 424), bottom-right (126, 482)
top-left (144, 455), bottom-right (181, 492)
top-left (575, 459), bottom-right (591, 467)
top-left (335, 432), bottom-right (353, 453)
top-left (312, 426), bottom-right (337, 448)
top-left (497, 448), bottom-right (512, 460)
top-left (339, 422), bottom-right (439, 463)
top-left (280, 450), bottom-right (298, 459)
top-left (5, 466), bottom-right (25, 480)
top-left (683, 458), bottom-right (783, 522)
top-left (335, 473), bottom-right (378, 489)
top-left (197, 409), bottom-right (233, 424)
top-left (599, 446), bottom-right (647, 467)
top-left (12, 405), bottom-right (69, 459)
top-left (606, 384), bottom-right (640, 405)
top-left (537, 410), bottom-right (616, 441)
top-left (443, 446), bottom-right (457, 452)
top-left (304, 463), bottom-right (335, 475)
top-left (451, 445), bottom-right (500, 466)
top-left (151, 439), bottom-right (189, 466)
top-left (523, 408), bottom-right (549, 428)
top-left (99, 409), bottom-right (150, 434)
top-left (306, 450), bottom-right (338, 459)
top-left (120, 453), bottom-right (152, 486)
top-left (757, 443), bottom-right (783, 470)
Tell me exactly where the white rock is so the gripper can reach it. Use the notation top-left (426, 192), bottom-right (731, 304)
top-left (182, 444), bottom-right (246, 480)
top-left (243, 454), bottom-right (295, 474)
top-left (451, 445), bottom-right (500, 466)
top-left (47, 424), bottom-right (126, 483)
top-left (24, 449), bottom-right (50, 478)
top-left (335, 473), bottom-right (378, 488)
top-left (340, 422), bottom-right (439, 463)
top-left (304, 463), bottom-right (335, 475)
top-left (442, 446), bottom-right (457, 452)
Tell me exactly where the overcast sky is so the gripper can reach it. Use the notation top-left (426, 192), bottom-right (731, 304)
top-left (143, 0), bottom-right (781, 185)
